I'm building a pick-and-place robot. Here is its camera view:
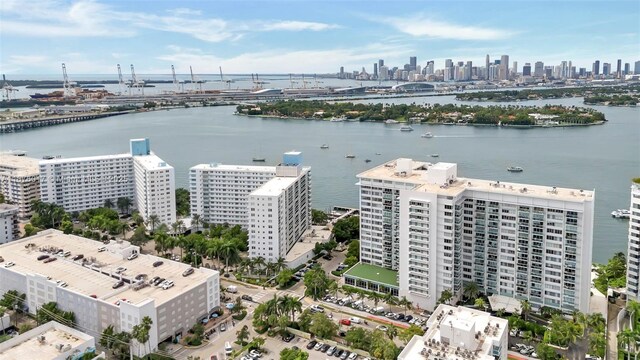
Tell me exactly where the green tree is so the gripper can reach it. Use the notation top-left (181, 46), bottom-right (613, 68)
top-left (311, 209), bottom-right (328, 225)
top-left (147, 214), bottom-right (160, 233)
top-left (463, 282), bottom-right (480, 300)
top-left (303, 266), bottom-right (331, 300)
top-left (385, 326), bottom-right (398, 340)
top-left (175, 188), bottom-right (191, 217)
top-left (593, 252), bottom-right (627, 294)
top-left (347, 240), bottom-right (360, 260)
top-left (474, 297), bottom-right (487, 311)
top-left (23, 223), bottom-right (39, 237)
top-left (345, 327), bottom-right (371, 350)
top-left (129, 226), bottom-right (149, 246)
top-left (438, 289), bottom-right (453, 304)
top-left (236, 325), bottom-right (250, 346)
top-left (398, 296), bottom-right (413, 315)
top-left (279, 347), bottom-right (309, 360)
top-left (367, 291), bottom-right (383, 308)
top-left (131, 316), bottom-right (153, 358)
top-left (332, 216), bottom-right (359, 242)
top-left (589, 331), bottom-right (606, 359)
top-left (399, 324), bottom-right (424, 344)
top-left (104, 199), bottom-right (114, 209)
top-left (520, 299), bottom-right (532, 322)
top-left (99, 325), bottom-right (116, 352)
top-left (535, 343), bottom-right (558, 360)
top-left (191, 213), bottom-right (202, 233)
top-left (309, 312), bottom-right (338, 339)
top-left (618, 328), bottom-right (635, 360)
top-left (117, 197), bottom-right (132, 214)
top-left (36, 302), bottom-right (75, 326)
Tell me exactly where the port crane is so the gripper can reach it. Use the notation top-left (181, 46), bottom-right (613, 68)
top-left (129, 64), bottom-right (145, 95)
top-left (117, 64), bottom-right (128, 95)
top-left (171, 65), bottom-right (184, 93)
top-left (219, 67), bottom-right (233, 89)
top-left (314, 74), bottom-right (323, 88)
top-left (251, 74), bottom-right (266, 91)
top-left (301, 74), bottom-right (312, 89)
top-left (61, 63), bottom-right (77, 97)
top-left (189, 66), bottom-right (204, 93)
top-left (1, 74), bottom-right (18, 100)
top-left (289, 74), bottom-right (298, 88)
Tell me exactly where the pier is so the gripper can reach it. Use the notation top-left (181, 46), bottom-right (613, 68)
top-left (0, 111), bottom-right (131, 133)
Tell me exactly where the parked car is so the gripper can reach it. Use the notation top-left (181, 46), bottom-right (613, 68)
top-left (149, 276), bottom-right (160, 284)
top-left (72, 254), bottom-right (84, 261)
top-left (112, 281), bottom-right (125, 289)
top-left (115, 267), bottom-right (126, 274)
top-left (323, 255), bottom-right (333, 260)
top-left (385, 312), bottom-right (395, 319)
top-left (219, 323), bottom-right (226, 332)
top-left (405, 315), bottom-right (413, 322)
top-left (182, 267), bottom-right (194, 277)
top-left (334, 349), bottom-right (344, 358)
top-left (306, 340), bottom-right (317, 350)
top-left (282, 333), bottom-right (294, 342)
top-left (97, 246), bottom-right (106, 252)
top-left (320, 344), bottom-right (331, 352)
top-left (241, 295), bottom-right (253, 301)
top-left (314, 342), bottom-right (324, 351)
top-left (162, 280), bottom-right (174, 290)
top-left (152, 261), bottom-right (164, 267)
top-left (43, 257), bottom-right (57, 263)
top-left (349, 317), bottom-right (362, 324)
top-left (153, 277), bottom-right (166, 286)
top-left (340, 350), bottom-right (350, 360)
top-left (340, 319), bottom-right (351, 326)
top-left (394, 313), bottom-right (405, 321)
top-left (348, 353), bottom-right (358, 360)
top-left (37, 255), bottom-right (49, 261)
top-left (326, 346), bottom-right (337, 356)
top-left (310, 304), bottom-right (324, 313)
top-left (127, 253), bottom-right (138, 260)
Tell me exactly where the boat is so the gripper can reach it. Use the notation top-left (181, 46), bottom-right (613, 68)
top-left (375, 153), bottom-right (381, 155)
top-left (329, 116), bottom-right (346, 122)
top-left (345, 154), bottom-right (356, 159)
top-left (421, 132), bottom-right (434, 138)
top-left (400, 125), bottom-right (414, 132)
top-left (365, 159), bottom-right (372, 163)
top-left (320, 144), bottom-right (329, 149)
top-left (430, 154), bottom-right (439, 158)
top-left (252, 157), bottom-right (266, 162)
top-left (507, 166), bottom-right (524, 172)
top-left (612, 209), bottom-right (631, 219)
top-left (385, 119), bottom-right (399, 124)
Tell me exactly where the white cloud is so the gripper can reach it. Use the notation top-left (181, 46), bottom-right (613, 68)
top-left (0, 0), bottom-right (340, 41)
top-left (379, 15), bottom-right (515, 40)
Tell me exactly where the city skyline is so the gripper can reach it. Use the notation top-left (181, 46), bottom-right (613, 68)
top-left (1, 0), bottom-right (639, 74)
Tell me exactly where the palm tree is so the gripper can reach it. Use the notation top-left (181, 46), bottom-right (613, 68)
top-left (171, 221), bottom-right (181, 235)
top-left (132, 316), bottom-right (153, 358)
top-left (147, 214), bottom-right (160, 233)
top-left (99, 325), bottom-right (116, 352)
top-left (368, 291), bottom-right (383, 308)
top-left (327, 280), bottom-right (340, 299)
top-left (236, 325), bottom-right (250, 346)
top-left (51, 206), bottom-right (65, 229)
top-left (253, 256), bottom-right (266, 276)
top-left (275, 257), bottom-right (287, 273)
top-left (342, 286), bottom-right (355, 300)
top-left (266, 262), bottom-right (278, 278)
top-left (385, 326), bottom-right (398, 340)
top-left (474, 298), bottom-right (487, 311)
top-left (220, 241), bottom-right (240, 269)
top-left (279, 295), bottom-right (302, 322)
top-left (117, 197), bottom-right (132, 214)
top-left (619, 328), bottom-right (635, 360)
top-left (398, 296), bottom-right (413, 315)
top-left (520, 299), bottom-right (532, 322)
top-left (132, 212), bottom-right (144, 227)
top-left (438, 289), bottom-right (453, 305)
top-left (120, 222), bottom-right (131, 240)
top-left (462, 282), bottom-right (480, 300)
top-left (191, 214), bottom-right (202, 233)
top-left (627, 300), bottom-right (640, 330)
top-left (104, 199), bottom-right (115, 209)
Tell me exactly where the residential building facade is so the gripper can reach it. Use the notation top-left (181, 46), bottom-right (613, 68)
top-left (626, 180), bottom-right (640, 299)
top-left (0, 204), bottom-right (20, 244)
top-left (357, 159), bottom-right (594, 313)
top-left (0, 154), bottom-right (40, 218)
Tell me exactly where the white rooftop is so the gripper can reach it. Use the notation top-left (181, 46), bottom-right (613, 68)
top-left (250, 176), bottom-right (299, 197)
top-left (399, 304), bottom-right (508, 360)
top-left (133, 153), bottom-right (173, 171)
top-left (39, 153), bottom-right (132, 165)
top-left (0, 154), bottom-right (40, 177)
top-left (0, 204), bottom-right (19, 214)
top-left (0, 230), bottom-right (216, 306)
top-left (358, 159), bottom-right (594, 202)
top-left (0, 321), bottom-right (94, 360)
top-left (190, 163), bottom-right (276, 172)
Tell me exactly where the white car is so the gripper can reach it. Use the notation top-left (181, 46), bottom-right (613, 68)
top-left (376, 325), bottom-right (388, 331)
top-left (162, 280), bottom-right (174, 290)
top-left (127, 253), bottom-right (138, 261)
top-left (115, 267), bottom-right (127, 274)
top-left (310, 304), bottom-right (324, 313)
top-left (97, 246), bottom-right (106, 252)
top-left (349, 317), bottom-right (362, 324)
top-left (4, 262), bottom-right (15, 268)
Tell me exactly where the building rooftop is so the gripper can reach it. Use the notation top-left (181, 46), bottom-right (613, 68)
top-left (0, 230), bottom-right (216, 306)
top-left (190, 163), bottom-right (276, 172)
top-left (343, 263), bottom-right (399, 287)
top-left (250, 176), bottom-right (299, 197)
top-left (358, 159), bottom-right (594, 202)
top-left (133, 153), bottom-right (173, 171)
top-left (39, 153), bottom-right (132, 165)
top-left (0, 154), bottom-right (40, 177)
top-left (0, 321), bottom-right (94, 360)
top-left (0, 204), bottom-right (19, 214)
top-left (399, 304), bottom-right (508, 360)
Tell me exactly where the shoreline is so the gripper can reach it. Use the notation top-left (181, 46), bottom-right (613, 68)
top-left (235, 113), bottom-right (607, 128)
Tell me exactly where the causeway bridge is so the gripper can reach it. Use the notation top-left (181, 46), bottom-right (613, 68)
top-left (0, 111), bottom-right (131, 133)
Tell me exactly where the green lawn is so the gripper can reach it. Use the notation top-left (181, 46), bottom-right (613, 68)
top-left (344, 263), bottom-right (399, 286)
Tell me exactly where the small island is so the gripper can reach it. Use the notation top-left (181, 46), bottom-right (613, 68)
top-left (236, 101), bottom-right (606, 127)
top-left (455, 85), bottom-right (639, 106)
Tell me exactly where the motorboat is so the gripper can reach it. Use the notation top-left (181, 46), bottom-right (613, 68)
top-left (612, 209), bottom-right (631, 219)
top-left (385, 119), bottom-right (398, 124)
top-left (345, 154), bottom-right (356, 159)
top-left (252, 157), bottom-right (266, 162)
top-left (365, 159), bottom-right (372, 163)
top-left (400, 125), bottom-right (414, 132)
top-left (421, 132), bottom-right (434, 138)
top-left (320, 144), bottom-right (329, 149)
top-left (430, 154), bottom-right (439, 158)
top-left (507, 166), bottom-right (524, 172)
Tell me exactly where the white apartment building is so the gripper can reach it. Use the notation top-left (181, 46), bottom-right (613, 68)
top-left (0, 154), bottom-right (40, 218)
top-left (399, 304), bottom-right (508, 360)
top-left (0, 229), bottom-right (220, 357)
top-left (39, 139), bottom-right (175, 225)
top-left (248, 161), bottom-right (312, 262)
top-left (357, 159), bottom-right (594, 313)
top-left (0, 320), bottom-right (98, 360)
top-left (626, 180), bottom-right (640, 300)
top-left (189, 164), bottom-right (276, 226)
top-left (0, 204), bottom-right (20, 244)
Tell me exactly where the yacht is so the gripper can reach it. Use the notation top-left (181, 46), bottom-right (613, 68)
top-left (400, 125), bottom-right (414, 132)
top-left (320, 144), bottom-right (329, 149)
top-left (611, 209), bottom-right (631, 219)
top-left (345, 154), bottom-right (356, 159)
top-left (430, 154), bottom-right (439, 158)
top-left (329, 116), bottom-right (346, 122)
top-left (421, 132), bottom-right (434, 138)
top-left (365, 159), bottom-right (372, 163)
top-left (252, 157), bottom-right (266, 162)
top-left (385, 119), bottom-right (398, 124)
top-left (507, 166), bottom-right (524, 173)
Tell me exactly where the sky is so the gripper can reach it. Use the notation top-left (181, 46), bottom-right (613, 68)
top-left (1, 0), bottom-right (639, 75)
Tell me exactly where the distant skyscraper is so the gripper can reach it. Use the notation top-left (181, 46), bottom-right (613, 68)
top-left (593, 60), bottom-right (600, 76)
top-left (465, 61), bottom-right (472, 81)
top-left (603, 63), bottom-right (611, 76)
top-left (635, 61), bottom-right (640, 74)
top-left (379, 65), bottom-right (389, 81)
top-left (616, 59), bottom-right (622, 78)
top-left (512, 61), bottom-right (518, 76)
top-left (425, 61), bottom-right (434, 75)
top-left (523, 63), bottom-right (532, 76)
top-left (378, 59), bottom-right (384, 69)
top-left (568, 61), bottom-right (573, 78)
top-left (339, 66), bottom-right (344, 79)
top-left (409, 56), bottom-right (417, 71)
top-left (544, 67), bottom-right (553, 78)
top-left (579, 68), bottom-right (587, 77)
top-left (445, 59), bottom-right (453, 81)
top-left (485, 54), bottom-right (490, 80)
top-left (500, 55), bottom-right (509, 80)
top-left (373, 63), bottom-right (378, 78)
top-left (534, 61), bottom-right (544, 77)
top-left (624, 63), bottom-right (630, 75)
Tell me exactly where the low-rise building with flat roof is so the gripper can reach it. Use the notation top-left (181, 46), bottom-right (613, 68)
top-left (0, 153), bottom-right (40, 218)
top-left (0, 229), bottom-right (219, 356)
top-left (0, 320), bottom-right (98, 360)
top-left (398, 304), bottom-right (508, 360)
